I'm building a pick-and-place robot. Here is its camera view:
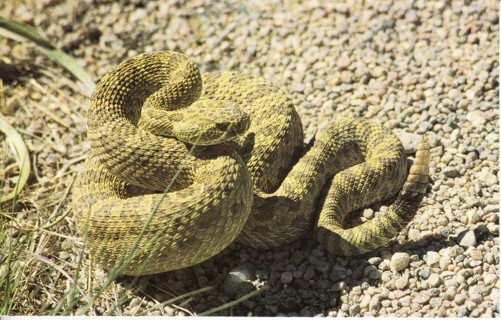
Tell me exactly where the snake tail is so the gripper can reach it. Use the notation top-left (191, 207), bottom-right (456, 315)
top-left (316, 135), bottom-right (430, 256)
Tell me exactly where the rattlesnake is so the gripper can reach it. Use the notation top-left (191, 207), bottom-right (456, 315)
top-left (72, 51), bottom-right (430, 276)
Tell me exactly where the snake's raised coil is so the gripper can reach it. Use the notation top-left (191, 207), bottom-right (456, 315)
top-left (72, 51), bottom-right (430, 275)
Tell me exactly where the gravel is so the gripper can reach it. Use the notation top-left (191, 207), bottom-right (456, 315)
top-left (1, 0), bottom-right (498, 317)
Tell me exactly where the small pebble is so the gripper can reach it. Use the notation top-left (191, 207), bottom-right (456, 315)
top-left (368, 257), bottom-right (383, 265)
top-left (469, 249), bottom-right (483, 261)
top-left (349, 304), bottom-right (361, 316)
top-left (427, 273), bottom-right (442, 287)
top-left (442, 166), bottom-right (461, 178)
top-left (412, 291), bottom-right (431, 304)
top-left (466, 110), bottom-right (487, 127)
top-left (223, 263), bottom-right (257, 296)
top-left (340, 70), bottom-right (353, 83)
top-left (426, 251), bottom-right (441, 266)
top-left (303, 267), bottom-right (315, 281)
top-left (313, 259), bottom-right (331, 274)
top-left (447, 88), bottom-right (460, 100)
top-left (381, 271), bottom-right (392, 283)
top-left (360, 294), bottom-right (371, 308)
top-left (128, 297), bottom-right (142, 309)
top-left (363, 208), bottom-right (375, 220)
top-left (418, 268), bottom-right (430, 279)
top-left (458, 230), bottom-right (477, 247)
top-left (58, 252), bottom-right (71, 260)
top-left (429, 297), bottom-right (443, 308)
top-left (332, 281), bottom-right (347, 291)
top-left (395, 274), bottom-right (409, 290)
top-left (390, 253), bottom-right (410, 272)
top-left (281, 271), bottom-right (293, 284)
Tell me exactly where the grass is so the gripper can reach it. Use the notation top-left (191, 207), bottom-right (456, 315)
top-left (0, 15), bottom-right (263, 315)
top-left (0, 80), bottom-right (30, 204)
top-left (0, 16), bottom-right (95, 96)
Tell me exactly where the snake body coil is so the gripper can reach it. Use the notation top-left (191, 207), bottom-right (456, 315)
top-left (72, 51), bottom-right (429, 275)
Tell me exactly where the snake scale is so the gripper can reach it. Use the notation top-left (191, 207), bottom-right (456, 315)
top-left (72, 51), bottom-right (430, 276)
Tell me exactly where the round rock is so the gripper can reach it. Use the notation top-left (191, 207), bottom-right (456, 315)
top-left (426, 251), bottom-right (441, 266)
top-left (281, 271), bottom-right (293, 284)
top-left (223, 262), bottom-right (257, 296)
top-left (390, 252), bottom-right (410, 272)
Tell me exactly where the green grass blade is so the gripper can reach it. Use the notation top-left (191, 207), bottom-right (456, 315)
top-left (0, 16), bottom-right (54, 48)
top-left (0, 113), bottom-right (30, 203)
top-left (0, 16), bottom-right (96, 96)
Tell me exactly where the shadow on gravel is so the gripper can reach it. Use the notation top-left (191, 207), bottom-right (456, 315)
top-left (109, 231), bottom-right (426, 315)
top-left (112, 222), bottom-right (497, 316)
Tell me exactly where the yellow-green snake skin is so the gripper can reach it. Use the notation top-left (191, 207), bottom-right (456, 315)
top-left (72, 51), bottom-right (430, 276)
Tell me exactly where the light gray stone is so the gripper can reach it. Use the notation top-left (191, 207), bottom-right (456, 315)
top-left (390, 252), bottom-right (410, 272)
top-left (426, 251), bottom-right (441, 266)
top-left (459, 230), bottom-right (477, 247)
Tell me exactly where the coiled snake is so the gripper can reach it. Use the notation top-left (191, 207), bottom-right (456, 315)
top-left (72, 51), bottom-right (430, 276)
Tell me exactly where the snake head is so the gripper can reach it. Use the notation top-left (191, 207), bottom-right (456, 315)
top-left (172, 99), bottom-right (250, 145)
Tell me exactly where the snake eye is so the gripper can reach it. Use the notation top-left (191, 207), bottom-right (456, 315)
top-left (216, 122), bottom-right (230, 132)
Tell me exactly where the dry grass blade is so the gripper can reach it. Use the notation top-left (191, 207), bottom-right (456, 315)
top-left (136, 286), bottom-right (215, 316)
top-left (0, 16), bottom-right (96, 97)
top-left (0, 113), bottom-right (30, 203)
top-left (198, 285), bottom-right (267, 316)
top-left (28, 252), bottom-right (74, 285)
